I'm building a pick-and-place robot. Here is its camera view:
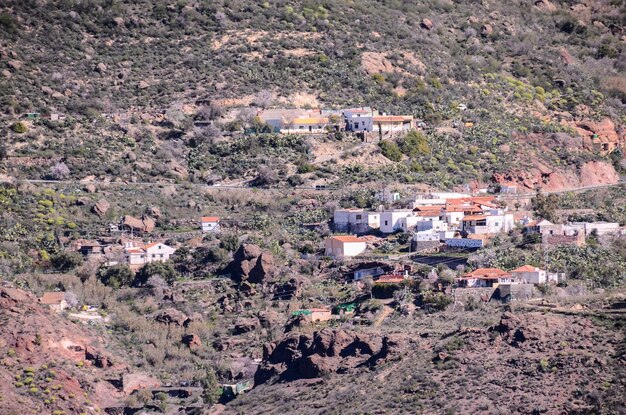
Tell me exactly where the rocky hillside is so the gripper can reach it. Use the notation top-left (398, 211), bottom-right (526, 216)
top-left (1, 0), bottom-right (625, 190)
top-left (227, 308), bottom-right (626, 415)
top-left (0, 286), bottom-right (125, 414)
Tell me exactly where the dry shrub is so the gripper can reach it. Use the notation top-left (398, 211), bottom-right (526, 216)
top-left (601, 76), bottom-right (626, 100)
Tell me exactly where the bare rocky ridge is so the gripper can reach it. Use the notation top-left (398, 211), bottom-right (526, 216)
top-left (226, 309), bottom-right (626, 415)
top-left (255, 328), bottom-right (410, 383)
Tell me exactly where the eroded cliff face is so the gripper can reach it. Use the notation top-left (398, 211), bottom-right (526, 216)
top-left (0, 287), bottom-right (125, 414)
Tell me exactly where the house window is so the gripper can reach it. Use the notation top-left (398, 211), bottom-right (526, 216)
top-left (152, 254), bottom-right (156, 258)
top-left (158, 245), bottom-right (161, 249)
top-left (160, 254), bottom-right (164, 258)
top-left (356, 215), bottom-right (362, 220)
top-left (384, 220), bottom-right (388, 226)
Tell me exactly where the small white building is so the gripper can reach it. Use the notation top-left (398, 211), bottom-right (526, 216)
top-left (282, 117), bottom-right (329, 134)
top-left (201, 216), bottom-right (220, 233)
top-left (324, 236), bottom-right (367, 258)
top-left (372, 115), bottom-right (413, 133)
top-left (510, 265), bottom-right (547, 285)
top-left (462, 214), bottom-right (515, 235)
top-left (126, 242), bottom-right (176, 266)
top-left (380, 210), bottom-right (415, 233)
top-left (333, 209), bottom-right (380, 234)
top-left (415, 219), bottom-right (448, 232)
top-left (343, 107), bottom-right (375, 132)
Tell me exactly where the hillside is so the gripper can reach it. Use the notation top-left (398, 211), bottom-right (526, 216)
top-left (1, 0), bottom-right (625, 190)
top-left (2, 2), bottom-right (626, 415)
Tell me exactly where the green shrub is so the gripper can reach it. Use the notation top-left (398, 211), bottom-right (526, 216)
top-left (11, 122), bottom-right (27, 133)
top-left (134, 261), bottom-right (178, 286)
top-left (97, 264), bottom-right (134, 288)
top-left (378, 141), bottom-right (402, 162)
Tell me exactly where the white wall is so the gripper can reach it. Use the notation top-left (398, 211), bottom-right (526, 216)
top-left (446, 238), bottom-right (484, 248)
top-left (512, 270), bottom-right (546, 284)
top-left (343, 242), bottom-right (367, 257)
top-left (380, 210), bottom-right (414, 233)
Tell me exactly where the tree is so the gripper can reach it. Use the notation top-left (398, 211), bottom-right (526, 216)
top-left (51, 251), bottom-right (83, 272)
top-left (198, 367), bottom-right (221, 405)
top-left (166, 101), bottom-right (186, 129)
top-left (253, 90), bottom-right (273, 109)
top-left (97, 264), bottom-right (134, 288)
top-left (50, 162), bottom-right (70, 179)
top-left (378, 141), bottom-right (402, 162)
top-left (531, 192), bottom-right (559, 222)
top-left (134, 261), bottom-right (177, 286)
top-left (398, 129), bottom-right (429, 157)
top-left (64, 291), bottom-right (78, 308)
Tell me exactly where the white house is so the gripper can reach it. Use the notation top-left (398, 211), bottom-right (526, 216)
top-left (324, 236), bottom-right (367, 258)
top-left (462, 214), bottom-right (515, 235)
top-left (343, 107), bottom-right (376, 132)
top-left (415, 219), bottom-right (448, 232)
top-left (126, 242), bottom-right (176, 266)
top-left (333, 209), bottom-right (380, 234)
top-left (380, 210), bottom-right (415, 233)
top-left (456, 268), bottom-right (515, 288)
top-left (282, 117), bottom-right (329, 134)
top-left (510, 265), bottom-right (547, 285)
top-left (372, 115), bottom-right (413, 133)
top-left (201, 216), bottom-right (220, 233)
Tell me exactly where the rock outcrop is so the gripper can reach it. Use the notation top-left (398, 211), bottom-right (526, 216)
top-left (92, 198), bottom-right (110, 216)
top-left (225, 244), bottom-right (275, 284)
top-left (154, 308), bottom-right (189, 327)
top-left (255, 328), bottom-right (409, 384)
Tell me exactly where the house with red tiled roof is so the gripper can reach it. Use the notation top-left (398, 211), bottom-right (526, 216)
top-left (456, 268), bottom-right (516, 288)
top-left (325, 235), bottom-right (367, 258)
top-left (510, 265), bottom-right (547, 284)
top-left (39, 292), bottom-right (69, 313)
top-left (125, 242), bottom-right (176, 266)
top-left (201, 216), bottom-right (220, 233)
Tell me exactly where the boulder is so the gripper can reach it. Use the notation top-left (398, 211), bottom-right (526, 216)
top-left (138, 80), bottom-right (149, 89)
top-left (85, 347), bottom-right (113, 368)
top-left (92, 199), bottom-right (110, 216)
top-left (148, 206), bottom-right (162, 219)
top-left (182, 333), bottom-right (202, 350)
top-left (1, 69), bottom-right (10, 78)
top-left (481, 24), bottom-right (493, 36)
top-left (7, 60), bottom-right (22, 70)
top-left (84, 183), bottom-right (96, 193)
top-left (233, 318), bottom-right (258, 335)
top-left (420, 18), bottom-right (433, 30)
top-left (96, 63), bottom-right (107, 73)
top-left (122, 373), bottom-right (161, 395)
top-left (154, 308), bottom-right (189, 327)
top-left (534, 0), bottom-right (557, 12)
top-left (559, 47), bottom-right (574, 65)
top-left (225, 244), bottom-right (275, 284)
